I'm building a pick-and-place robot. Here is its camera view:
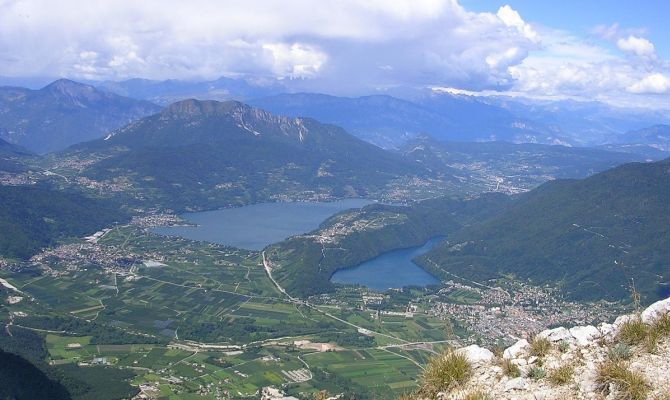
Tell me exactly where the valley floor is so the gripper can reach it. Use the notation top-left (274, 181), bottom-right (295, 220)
top-left (0, 219), bottom-right (626, 399)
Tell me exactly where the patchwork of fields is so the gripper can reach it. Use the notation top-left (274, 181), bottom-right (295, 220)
top-left (1, 226), bottom-right (456, 398)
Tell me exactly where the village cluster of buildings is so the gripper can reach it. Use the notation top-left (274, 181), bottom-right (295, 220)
top-left (432, 280), bottom-right (622, 344)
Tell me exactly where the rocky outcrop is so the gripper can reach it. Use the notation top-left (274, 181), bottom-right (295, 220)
top-left (503, 339), bottom-right (529, 360)
top-left (457, 345), bottom-right (495, 365)
top-left (641, 297), bottom-right (670, 324)
top-left (430, 297), bottom-right (670, 400)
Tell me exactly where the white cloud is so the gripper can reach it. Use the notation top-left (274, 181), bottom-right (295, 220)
top-left (617, 35), bottom-right (655, 57)
top-left (507, 29), bottom-right (620, 95)
top-left (501, 25), bottom-right (670, 107)
top-left (0, 0), bottom-right (538, 90)
top-left (261, 43), bottom-right (327, 78)
top-left (496, 5), bottom-right (539, 43)
top-left (0, 0), bottom-right (669, 107)
top-left (627, 73), bottom-right (670, 94)
top-left (486, 47), bottom-right (523, 69)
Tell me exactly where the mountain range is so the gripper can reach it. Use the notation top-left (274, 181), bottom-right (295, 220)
top-left (618, 124), bottom-right (670, 151)
top-left (0, 79), bottom-right (161, 153)
top-left (65, 99), bottom-right (424, 210)
top-left (249, 92), bottom-right (561, 148)
top-left (1, 77), bottom-right (669, 158)
top-left (400, 134), bottom-right (651, 193)
top-left (91, 76), bottom-right (670, 150)
top-left (250, 91), bottom-right (670, 150)
top-left (481, 96), bottom-right (670, 146)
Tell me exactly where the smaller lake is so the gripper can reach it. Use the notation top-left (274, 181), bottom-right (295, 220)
top-left (151, 198), bottom-right (372, 250)
top-left (331, 237), bottom-right (442, 291)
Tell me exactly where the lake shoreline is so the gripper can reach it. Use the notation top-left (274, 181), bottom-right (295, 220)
top-left (151, 199), bottom-right (373, 250)
top-left (330, 236), bottom-right (443, 291)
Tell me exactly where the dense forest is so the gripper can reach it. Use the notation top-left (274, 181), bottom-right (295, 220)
top-left (16, 315), bottom-right (167, 345)
top-left (0, 351), bottom-right (72, 400)
top-left (420, 158), bottom-right (670, 303)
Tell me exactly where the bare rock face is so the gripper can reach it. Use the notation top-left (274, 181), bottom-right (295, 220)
top-left (568, 325), bottom-right (600, 346)
top-left (503, 339), bottom-right (529, 360)
top-left (504, 377), bottom-right (528, 391)
top-left (597, 322), bottom-right (615, 339)
top-left (457, 345), bottom-right (495, 364)
top-left (641, 297), bottom-right (670, 324)
top-left (538, 327), bottom-right (571, 343)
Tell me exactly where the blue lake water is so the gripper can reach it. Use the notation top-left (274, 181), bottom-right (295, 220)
top-left (151, 198), bottom-right (372, 250)
top-left (331, 237), bottom-right (442, 291)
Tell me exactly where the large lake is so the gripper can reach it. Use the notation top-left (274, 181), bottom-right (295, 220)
top-left (330, 237), bottom-right (442, 290)
top-left (151, 198), bottom-right (372, 250)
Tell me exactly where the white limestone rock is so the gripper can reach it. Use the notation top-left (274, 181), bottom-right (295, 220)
top-left (641, 297), bottom-right (670, 324)
top-left (598, 322), bottom-right (615, 339)
top-left (543, 359), bottom-right (560, 370)
top-left (512, 358), bottom-right (528, 366)
top-left (504, 377), bottom-right (529, 391)
top-left (569, 325), bottom-right (601, 346)
top-left (503, 339), bottom-right (529, 360)
top-left (613, 314), bottom-right (636, 333)
top-left (538, 326), bottom-right (572, 343)
top-left (457, 344), bottom-right (494, 364)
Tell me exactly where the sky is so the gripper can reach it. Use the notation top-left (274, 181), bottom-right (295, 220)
top-left (1, 0), bottom-right (670, 108)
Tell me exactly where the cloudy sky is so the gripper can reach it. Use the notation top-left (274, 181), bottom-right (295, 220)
top-left (1, 0), bottom-right (669, 108)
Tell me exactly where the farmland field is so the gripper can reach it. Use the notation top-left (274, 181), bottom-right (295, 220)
top-left (1, 225), bottom-right (458, 398)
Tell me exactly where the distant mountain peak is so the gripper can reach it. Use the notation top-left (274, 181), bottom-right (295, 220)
top-left (43, 78), bottom-right (94, 94)
top-left (96, 98), bottom-right (325, 147)
top-left (40, 79), bottom-right (105, 106)
top-left (157, 98), bottom-right (315, 139)
top-left (0, 79), bottom-right (161, 153)
top-left (622, 124), bottom-right (670, 151)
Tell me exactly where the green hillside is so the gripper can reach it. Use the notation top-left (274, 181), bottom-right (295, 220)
top-left (0, 137), bottom-right (33, 172)
top-left (0, 185), bottom-right (128, 259)
top-left (0, 351), bottom-right (71, 400)
top-left (419, 158), bottom-right (670, 303)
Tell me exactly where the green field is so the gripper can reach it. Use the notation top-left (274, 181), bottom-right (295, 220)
top-left (1, 226), bottom-right (453, 398)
